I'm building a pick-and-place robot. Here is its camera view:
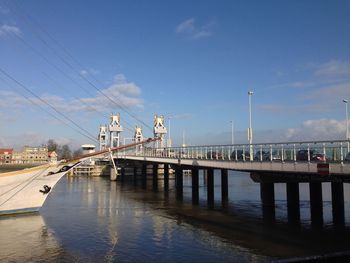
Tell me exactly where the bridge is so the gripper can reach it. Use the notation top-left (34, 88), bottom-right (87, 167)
top-left (107, 139), bottom-right (350, 227)
top-left (93, 113), bottom-right (350, 226)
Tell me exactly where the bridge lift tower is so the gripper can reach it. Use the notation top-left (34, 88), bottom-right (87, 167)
top-left (134, 126), bottom-right (144, 155)
top-left (98, 125), bottom-right (108, 151)
top-left (109, 113), bottom-right (123, 148)
top-left (153, 114), bottom-right (167, 148)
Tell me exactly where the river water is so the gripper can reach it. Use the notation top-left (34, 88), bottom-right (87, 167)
top-left (1, 171), bottom-right (350, 262)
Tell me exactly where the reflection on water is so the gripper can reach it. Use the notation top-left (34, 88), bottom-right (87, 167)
top-left (0, 214), bottom-right (69, 262)
top-left (2, 171), bottom-right (350, 262)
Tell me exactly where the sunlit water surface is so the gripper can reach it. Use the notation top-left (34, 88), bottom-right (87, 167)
top-left (1, 171), bottom-right (350, 262)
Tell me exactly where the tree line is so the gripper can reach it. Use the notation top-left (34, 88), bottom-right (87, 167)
top-left (47, 139), bottom-right (83, 160)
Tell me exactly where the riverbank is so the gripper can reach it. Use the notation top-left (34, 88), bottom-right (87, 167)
top-left (0, 164), bottom-right (39, 173)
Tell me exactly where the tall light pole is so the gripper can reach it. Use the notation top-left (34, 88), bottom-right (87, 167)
top-left (248, 91), bottom-right (254, 160)
top-left (344, 99), bottom-right (349, 141)
top-left (230, 120), bottom-right (234, 145)
top-left (168, 116), bottom-right (172, 147)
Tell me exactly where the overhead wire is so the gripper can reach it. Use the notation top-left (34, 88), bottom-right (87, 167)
top-left (10, 31), bottom-right (137, 133)
top-left (0, 67), bottom-right (99, 142)
top-left (5, 0), bottom-right (153, 132)
top-left (0, 74), bottom-right (98, 143)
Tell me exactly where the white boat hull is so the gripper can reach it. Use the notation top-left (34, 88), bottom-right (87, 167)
top-left (0, 164), bottom-right (70, 215)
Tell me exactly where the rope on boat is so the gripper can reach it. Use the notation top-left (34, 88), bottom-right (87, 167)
top-left (0, 166), bottom-right (52, 207)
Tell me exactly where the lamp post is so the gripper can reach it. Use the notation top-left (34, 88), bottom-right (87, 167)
top-left (168, 116), bottom-right (172, 147)
top-left (230, 120), bottom-right (234, 145)
top-left (248, 91), bottom-right (254, 160)
top-left (344, 99), bottom-right (349, 140)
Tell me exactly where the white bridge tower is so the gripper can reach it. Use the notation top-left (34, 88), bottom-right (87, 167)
top-left (98, 125), bottom-right (108, 150)
top-left (109, 113), bottom-right (123, 148)
top-left (134, 126), bottom-right (144, 155)
top-left (153, 114), bottom-right (167, 148)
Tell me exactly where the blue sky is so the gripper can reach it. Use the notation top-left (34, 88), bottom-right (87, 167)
top-left (0, 0), bottom-right (350, 149)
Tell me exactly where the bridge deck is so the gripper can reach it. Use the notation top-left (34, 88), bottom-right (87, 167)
top-left (119, 155), bottom-right (350, 176)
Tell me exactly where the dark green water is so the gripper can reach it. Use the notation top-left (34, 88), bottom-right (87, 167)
top-left (1, 171), bottom-right (350, 262)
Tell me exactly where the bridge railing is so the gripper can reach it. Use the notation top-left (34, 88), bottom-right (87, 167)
top-left (119, 140), bottom-right (350, 163)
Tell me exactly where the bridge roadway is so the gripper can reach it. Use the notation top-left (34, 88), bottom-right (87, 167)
top-left (112, 140), bottom-right (350, 226)
top-left (118, 155), bottom-right (350, 179)
top-left (116, 139), bottom-right (350, 181)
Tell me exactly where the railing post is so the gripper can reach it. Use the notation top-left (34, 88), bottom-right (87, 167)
top-left (281, 144), bottom-right (284, 162)
top-left (235, 147), bottom-right (237, 161)
top-left (307, 143), bottom-right (310, 162)
top-left (293, 144), bottom-right (296, 162)
top-left (243, 145), bottom-right (246, 161)
top-left (270, 145), bottom-right (273, 161)
top-left (340, 142), bottom-right (344, 163)
top-left (323, 143), bottom-right (326, 161)
top-left (260, 145), bottom-right (263, 161)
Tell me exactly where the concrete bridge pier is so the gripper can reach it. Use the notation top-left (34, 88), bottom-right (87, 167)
top-left (331, 181), bottom-right (345, 226)
top-left (286, 182), bottom-right (300, 224)
top-left (110, 166), bottom-right (117, 181)
top-left (192, 168), bottom-right (199, 205)
top-left (175, 167), bottom-right (183, 200)
top-left (309, 182), bottom-right (323, 227)
top-left (133, 167), bottom-right (138, 185)
top-left (152, 164), bottom-right (158, 192)
top-left (207, 169), bottom-right (214, 208)
top-left (221, 169), bottom-right (228, 206)
top-left (142, 164), bottom-right (147, 189)
top-left (260, 182), bottom-right (275, 223)
top-left (120, 167), bottom-right (125, 183)
top-left (163, 164), bottom-right (169, 191)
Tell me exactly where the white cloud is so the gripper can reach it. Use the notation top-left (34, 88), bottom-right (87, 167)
top-left (0, 24), bottom-right (21, 36)
top-left (80, 68), bottom-right (99, 76)
top-left (285, 119), bottom-right (346, 141)
top-left (114, 73), bottom-right (126, 83)
top-left (0, 74), bottom-right (144, 113)
top-left (313, 60), bottom-right (350, 78)
top-left (80, 70), bottom-right (88, 76)
top-left (0, 132), bottom-right (80, 151)
top-left (176, 18), bottom-right (214, 40)
top-left (302, 82), bottom-right (350, 101)
top-left (186, 118), bottom-right (347, 146)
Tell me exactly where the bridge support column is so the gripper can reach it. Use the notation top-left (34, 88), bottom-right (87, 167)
top-left (260, 182), bottom-right (275, 223)
top-left (164, 164), bottom-right (169, 191)
top-left (286, 182), bottom-right (300, 224)
top-left (175, 167), bottom-right (183, 200)
top-left (207, 169), bottom-right (214, 208)
top-left (120, 167), bottom-right (125, 183)
top-left (142, 164), bottom-right (147, 189)
top-left (110, 166), bottom-right (117, 181)
top-left (331, 181), bottom-right (345, 226)
top-left (152, 164), bottom-right (158, 192)
top-left (221, 169), bottom-right (228, 206)
top-left (192, 168), bottom-right (199, 205)
top-left (133, 167), bottom-right (137, 186)
top-left (309, 182), bottom-right (323, 227)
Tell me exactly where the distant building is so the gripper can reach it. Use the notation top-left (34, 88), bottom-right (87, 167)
top-left (20, 146), bottom-right (49, 164)
top-left (12, 152), bottom-right (23, 164)
top-left (81, 144), bottom-right (96, 155)
top-left (0, 148), bottom-right (13, 164)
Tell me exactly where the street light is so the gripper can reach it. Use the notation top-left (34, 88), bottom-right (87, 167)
top-left (230, 120), bottom-right (234, 145)
top-left (343, 99), bottom-right (349, 141)
top-left (168, 116), bottom-right (172, 147)
top-left (248, 91), bottom-right (254, 160)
